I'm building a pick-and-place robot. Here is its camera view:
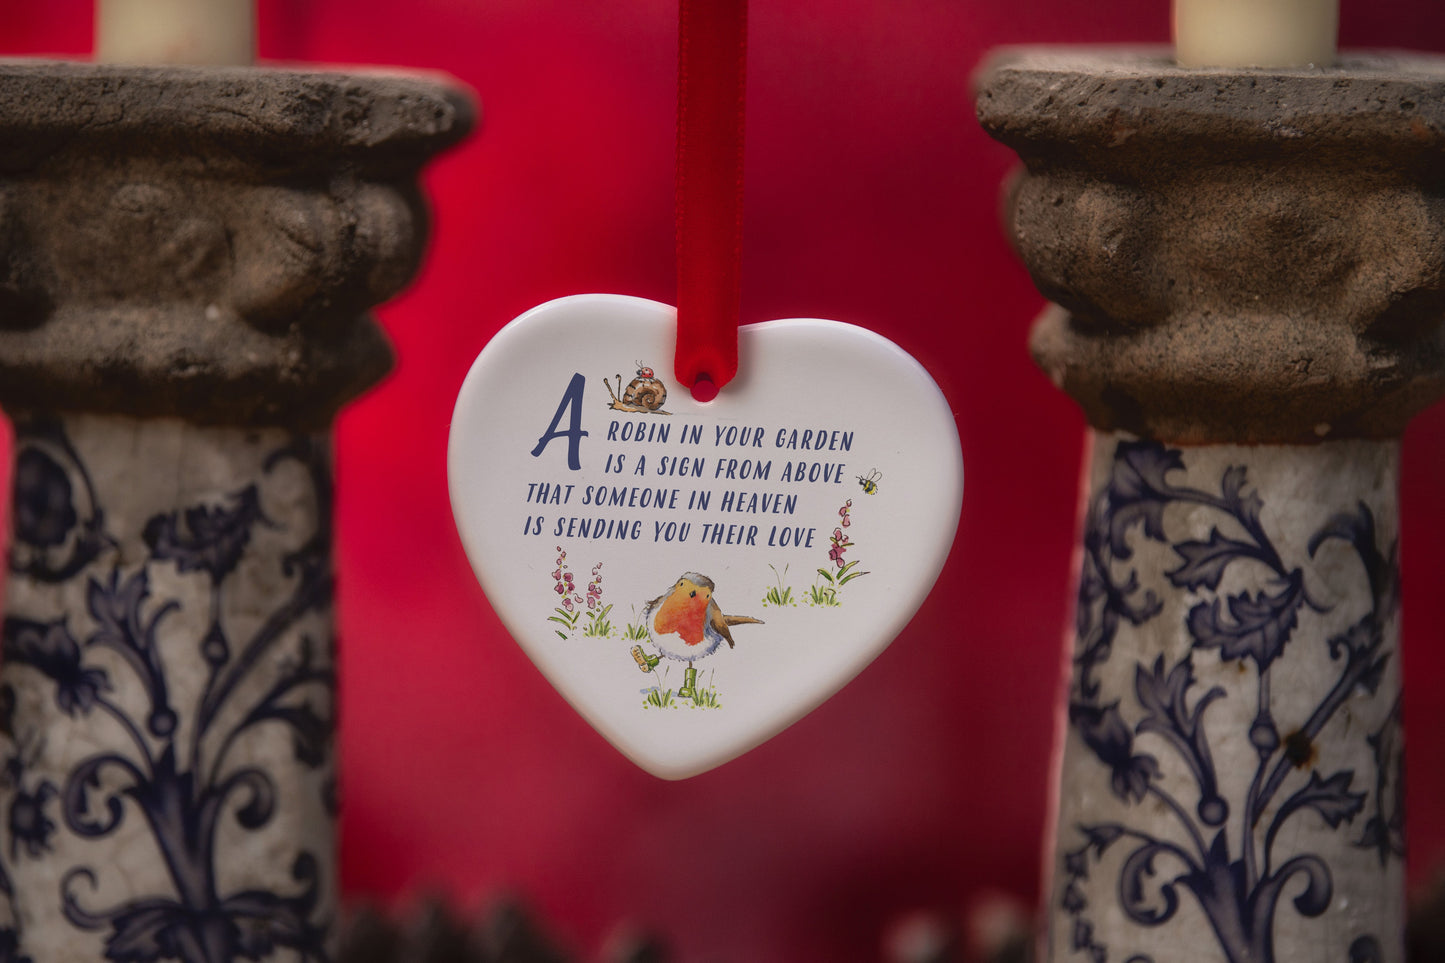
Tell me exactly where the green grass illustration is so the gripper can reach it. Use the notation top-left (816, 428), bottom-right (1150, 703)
top-left (583, 603), bottom-right (613, 638)
top-left (763, 563), bottom-right (794, 607)
top-left (688, 687), bottom-right (722, 709)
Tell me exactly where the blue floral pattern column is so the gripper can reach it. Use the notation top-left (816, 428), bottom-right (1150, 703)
top-left (0, 64), bottom-right (472, 961)
top-left (4, 416), bottom-right (335, 962)
top-left (1055, 437), bottom-right (1402, 963)
top-left (976, 51), bottom-right (1445, 963)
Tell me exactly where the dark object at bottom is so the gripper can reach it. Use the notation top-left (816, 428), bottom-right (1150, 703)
top-left (337, 899), bottom-right (664, 963)
top-left (336, 879), bottom-right (1445, 963)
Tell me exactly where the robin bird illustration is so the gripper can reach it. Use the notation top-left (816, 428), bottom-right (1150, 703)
top-left (637, 572), bottom-right (762, 699)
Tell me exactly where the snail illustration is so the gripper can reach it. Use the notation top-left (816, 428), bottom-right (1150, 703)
top-left (605, 361), bottom-right (671, 415)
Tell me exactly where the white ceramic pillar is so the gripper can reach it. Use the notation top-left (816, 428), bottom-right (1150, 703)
top-left (977, 50), bottom-right (1445, 963)
top-left (1054, 436), bottom-right (1402, 963)
top-left (5, 416), bottom-right (336, 962)
top-left (0, 63), bottom-right (472, 962)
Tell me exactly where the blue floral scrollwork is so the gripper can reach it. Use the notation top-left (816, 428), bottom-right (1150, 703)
top-left (8, 421), bottom-right (113, 585)
top-left (1061, 440), bottom-right (1398, 963)
top-left (1, 421), bottom-right (335, 963)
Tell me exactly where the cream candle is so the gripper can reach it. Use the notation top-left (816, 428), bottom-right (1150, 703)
top-left (1174, 0), bottom-right (1338, 67)
top-left (95, 0), bottom-right (255, 65)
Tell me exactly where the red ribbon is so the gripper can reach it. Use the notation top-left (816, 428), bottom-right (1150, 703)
top-left (674, 0), bottom-right (748, 398)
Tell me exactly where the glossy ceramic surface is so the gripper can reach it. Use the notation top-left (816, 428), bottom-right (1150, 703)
top-left (449, 295), bottom-right (963, 778)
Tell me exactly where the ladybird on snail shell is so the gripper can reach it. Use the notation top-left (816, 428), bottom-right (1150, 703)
top-left (621, 360), bottom-right (668, 412)
top-left (605, 361), bottom-right (671, 415)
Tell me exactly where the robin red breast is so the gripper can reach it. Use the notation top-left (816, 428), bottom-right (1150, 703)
top-left (640, 572), bottom-right (762, 699)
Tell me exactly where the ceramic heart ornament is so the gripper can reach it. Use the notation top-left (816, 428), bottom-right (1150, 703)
top-left (449, 294), bottom-right (963, 778)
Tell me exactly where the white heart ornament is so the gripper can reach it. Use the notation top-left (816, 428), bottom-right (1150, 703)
top-left (449, 294), bottom-right (963, 778)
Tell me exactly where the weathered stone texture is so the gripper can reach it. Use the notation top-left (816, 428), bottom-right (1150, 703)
top-left (0, 62), bottom-right (475, 427)
top-left (977, 49), bottom-right (1445, 443)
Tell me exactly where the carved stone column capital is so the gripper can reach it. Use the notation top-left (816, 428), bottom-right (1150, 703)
top-left (0, 62), bottom-right (474, 427)
top-left (976, 49), bottom-right (1445, 443)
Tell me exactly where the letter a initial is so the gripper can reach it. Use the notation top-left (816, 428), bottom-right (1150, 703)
top-left (531, 372), bottom-right (589, 470)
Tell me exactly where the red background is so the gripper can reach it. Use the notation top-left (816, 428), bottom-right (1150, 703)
top-left (4, 3), bottom-right (1445, 962)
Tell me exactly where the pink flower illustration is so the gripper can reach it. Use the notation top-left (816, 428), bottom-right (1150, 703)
top-left (811, 500), bottom-right (869, 604)
top-left (549, 553), bottom-right (610, 636)
top-left (828, 528), bottom-right (853, 567)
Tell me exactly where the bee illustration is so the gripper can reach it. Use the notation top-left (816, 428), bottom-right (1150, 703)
top-left (857, 468), bottom-right (882, 495)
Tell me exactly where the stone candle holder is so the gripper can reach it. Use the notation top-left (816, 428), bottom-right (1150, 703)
top-left (0, 63), bottom-right (471, 961)
top-left (977, 49), bottom-right (1445, 963)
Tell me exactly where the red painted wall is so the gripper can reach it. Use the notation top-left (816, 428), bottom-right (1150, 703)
top-left (2, 3), bottom-right (1445, 961)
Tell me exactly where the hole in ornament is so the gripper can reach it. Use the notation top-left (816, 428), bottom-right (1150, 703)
top-left (691, 374), bottom-right (718, 404)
